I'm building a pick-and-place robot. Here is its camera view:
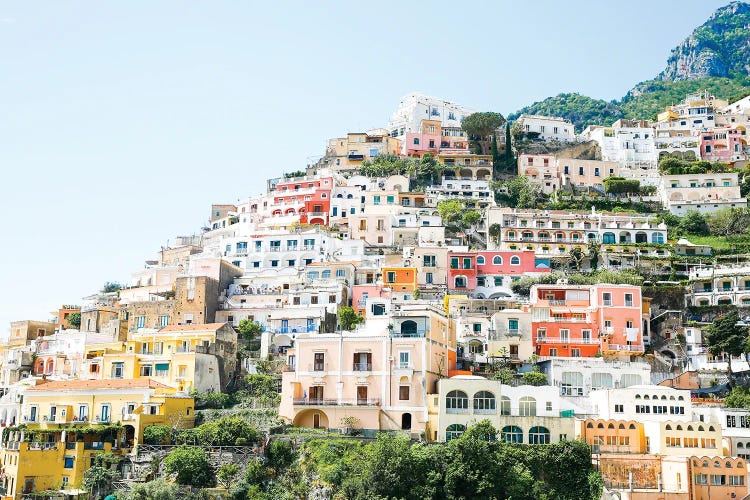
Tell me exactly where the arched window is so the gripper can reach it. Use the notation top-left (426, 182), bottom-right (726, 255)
top-left (644, 395), bottom-right (650, 400)
top-left (501, 425), bottom-right (523, 443)
top-left (709, 426), bottom-right (715, 432)
top-left (445, 424), bottom-right (465, 441)
top-left (661, 395), bottom-right (667, 400)
top-left (519, 396), bottom-right (536, 416)
top-left (510, 256), bottom-right (521, 266)
top-left (507, 231), bottom-right (515, 239)
top-left (492, 256), bottom-right (502, 265)
top-left (446, 390), bottom-right (469, 413)
top-left (678, 396), bottom-right (684, 401)
top-left (322, 270), bottom-right (331, 279)
top-left (635, 394), bottom-right (641, 400)
top-left (473, 391), bottom-right (496, 414)
top-left (618, 423), bottom-right (625, 429)
top-left (739, 443), bottom-right (745, 449)
top-left (597, 423), bottom-right (604, 429)
top-left (347, 194), bottom-right (353, 199)
top-left (665, 424), bottom-right (672, 430)
top-left (607, 423), bottom-right (615, 429)
top-left (586, 422), bottom-right (594, 429)
top-left (476, 255), bottom-right (485, 265)
top-left (629, 423), bottom-right (636, 429)
top-left (652, 233), bottom-right (665, 244)
top-left (687, 425), bottom-right (693, 431)
top-left (698, 425), bottom-right (705, 432)
top-left (676, 425), bottom-right (683, 431)
top-left (454, 276), bottom-right (467, 289)
top-left (528, 426), bottom-right (550, 444)
top-left (602, 232), bottom-right (615, 244)
top-left (500, 396), bottom-right (511, 415)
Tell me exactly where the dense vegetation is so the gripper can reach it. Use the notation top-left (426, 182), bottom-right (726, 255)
top-left (508, 93), bottom-right (624, 132)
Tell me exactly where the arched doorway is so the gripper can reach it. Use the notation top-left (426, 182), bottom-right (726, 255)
top-left (401, 413), bottom-right (412, 430)
top-left (123, 425), bottom-right (136, 447)
top-left (400, 320), bottom-right (417, 337)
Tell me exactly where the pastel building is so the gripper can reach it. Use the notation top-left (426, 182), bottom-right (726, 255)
top-left (387, 93), bottom-right (475, 149)
top-left (700, 127), bottom-right (747, 163)
top-left (659, 172), bottom-right (747, 216)
top-left (589, 386), bottom-right (692, 422)
top-left (538, 357), bottom-right (651, 398)
top-left (686, 265), bottom-right (750, 307)
top-left (583, 120), bottom-right (658, 170)
top-left (516, 114), bottom-right (576, 142)
top-left (426, 377), bottom-right (577, 443)
top-left (529, 283), bottom-right (645, 358)
top-left (580, 419), bottom-right (647, 454)
top-left (279, 301), bottom-right (455, 435)
top-left (319, 130), bottom-right (401, 172)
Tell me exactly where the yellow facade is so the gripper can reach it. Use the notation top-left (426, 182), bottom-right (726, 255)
top-left (0, 379), bottom-right (194, 499)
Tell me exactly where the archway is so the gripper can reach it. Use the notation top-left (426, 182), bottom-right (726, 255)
top-left (400, 320), bottom-right (417, 337)
top-left (293, 409), bottom-right (330, 429)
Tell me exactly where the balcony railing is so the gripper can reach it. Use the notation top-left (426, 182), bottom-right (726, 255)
top-left (353, 363), bottom-right (372, 371)
top-left (607, 343), bottom-right (645, 352)
top-left (536, 337), bottom-right (599, 344)
top-left (546, 317), bottom-right (590, 323)
top-left (308, 363), bottom-right (328, 372)
top-left (391, 329), bottom-right (427, 338)
top-left (293, 398), bottom-right (381, 406)
top-left (84, 442), bottom-right (105, 450)
top-left (506, 329), bottom-right (521, 337)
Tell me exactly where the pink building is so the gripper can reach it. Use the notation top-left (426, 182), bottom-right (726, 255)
top-left (279, 300), bottom-right (456, 435)
top-left (700, 127), bottom-right (747, 163)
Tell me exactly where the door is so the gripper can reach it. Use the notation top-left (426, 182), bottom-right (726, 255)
top-left (306, 318), bottom-right (315, 332)
top-left (509, 345), bottom-right (519, 360)
top-left (281, 319), bottom-right (289, 333)
top-left (313, 413), bottom-right (321, 428)
top-left (357, 386), bottom-right (368, 405)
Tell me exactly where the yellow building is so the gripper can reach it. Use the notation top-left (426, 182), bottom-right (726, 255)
top-left (85, 323), bottom-right (238, 393)
top-left (0, 378), bottom-right (193, 499)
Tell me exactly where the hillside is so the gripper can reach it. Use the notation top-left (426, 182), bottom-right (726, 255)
top-left (511, 2), bottom-right (750, 131)
top-left (659, 1), bottom-right (750, 81)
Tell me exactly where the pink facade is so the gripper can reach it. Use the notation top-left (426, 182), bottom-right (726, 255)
top-left (352, 284), bottom-right (390, 314)
top-left (700, 128), bottom-right (746, 163)
top-left (475, 251), bottom-right (540, 275)
top-left (406, 132), bottom-right (441, 156)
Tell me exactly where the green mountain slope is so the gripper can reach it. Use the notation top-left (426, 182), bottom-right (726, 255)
top-left (510, 2), bottom-right (750, 131)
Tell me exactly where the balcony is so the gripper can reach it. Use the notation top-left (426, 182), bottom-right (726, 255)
top-left (308, 363), bottom-right (328, 372)
top-left (536, 337), bottom-right (599, 345)
top-left (293, 398), bottom-right (381, 407)
top-left (506, 329), bottom-right (521, 337)
top-left (607, 343), bottom-right (644, 352)
top-left (28, 442), bottom-right (58, 451)
top-left (547, 317), bottom-right (590, 323)
top-left (84, 442), bottom-right (105, 450)
top-left (391, 329), bottom-right (427, 338)
top-left (353, 363), bottom-right (372, 371)
top-left (348, 154), bottom-right (365, 160)
top-left (269, 247), bottom-right (282, 252)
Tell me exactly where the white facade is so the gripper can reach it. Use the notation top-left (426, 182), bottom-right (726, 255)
top-left (424, 178), bottom-right (494, 209)
top-left (388, 93), bottom-right (475, 143)
top-left (659, 172), bottom-right (747, 216)
top-left (583, 123), bottom-right (658, 169)
top-left (538, 357), bottom-right (652, 398)
top-left (589, 385), bottom-right (692, 422)
top-left (517, 114), bottom-right (576, 142)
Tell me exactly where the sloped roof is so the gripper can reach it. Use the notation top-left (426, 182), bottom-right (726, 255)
top-left (27, 378), bottom-right (172, 392)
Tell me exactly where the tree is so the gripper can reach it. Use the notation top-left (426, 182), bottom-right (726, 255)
top-left (588, 241), bottom-right (601, 271)
top-left (143, 424), bottom-right (173, 445)
top-left (603, 177), bottom-right (640, 195)
top-left (522, 371), bottom-right (548, 386)
top-left (569, 247), bottom-right (584, 272)
top-left (163, 446), bottom-right (213, 487)
top-left (338, 306), bottom-right (364, 331)
top-left (461, 112), bottom-right (506, 154)
top-left (245, 373), bottom-right (279, 400)
top-left (437, 200), bottom-right (465, 225)
top-left (217, 463), bottom-right (240, 489)
top-left (488, 223), bottom-right (502, 244)
top-left (491, 133), bottom-right (501, 170)
top-left (82, 453), bottom-right (120, 500)
top-left (679, 210), bottom-right (709, 236)
top-left (125, 479), bottom-right (178, 500)
top-left (267, 439), bottom-right (296, 469)
top-left (461, 210), bottom-right (481, 229)
top-left (498, 176), bottom-right (547, 209)
top-left (492, 367), bottom-right (515, 384)
top-left (705, 309), bottom-right (748, 384)
top-left (101, 282), bottom-right (124, 293)
top-left (504, 122), bottom-right (514, 169)
top-left (67, 312), bottom-right (81, 329)
top-left (238, 319), bottom-right (263, 341)
top-left (197, 415), bottom-right (259, 446)
top-left (706, 208), bottom-right (750, 237)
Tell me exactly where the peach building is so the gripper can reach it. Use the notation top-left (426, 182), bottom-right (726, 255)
top-left (580, 419), bottom-right (647, 454)
top-left (279, 300), bottom-right (455, 435)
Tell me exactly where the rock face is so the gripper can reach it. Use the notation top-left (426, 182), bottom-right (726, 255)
top-left (659, 1), bottom-right (750, 81)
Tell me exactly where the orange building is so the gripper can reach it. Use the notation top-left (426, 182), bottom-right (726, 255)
top-left (382, 267), bottom-right (418, 293)
top-left (52, 305), bottom-right (81, 331)
top-left (580, 419), bottom-right (647, 454)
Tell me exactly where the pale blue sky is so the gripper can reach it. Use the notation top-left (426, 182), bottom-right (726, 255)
top-left (0, 0), bottom-right (733, 332)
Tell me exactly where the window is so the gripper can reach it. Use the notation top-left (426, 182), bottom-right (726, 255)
top-left (473, 391), bottom-right (496, 414)
top-left (730, 475), bottom-right (745, 486)
top-left (423, 255), bottom-right (436, 267)
top-left (476, 255), bottom-right (485, 265)
top-left (426, 272), bottom-right (433, 284)
top-left (322, 270), bottom-right (331, 279)
top-left (100, 404), bottom-right (111, 422)
top-left (111, 362), bottom-right (124, 379)
top-left (695, 474), bottom-right (708, 485)
top-left (159, 315), bottom-right (169, 328)
top-left (710, 474), bottom-right (726, 486)
top-left (313, 353), bottom-right (325, 371)
top-left (500, 396), bottom-right (511, 415)
top-left (446, 390), bottom-right (469, 413)
top-left (463, 257), bottom-right (472, 269)
top-left (135, 315), bottom-right (146, 329)
top-left (594, 168), bottom-right (599, 176)
top-left (399, 385), bottom-right (410, 401)
top-left (519, 396), bottom-right (536, 416)
top-left (446, 424), bottom-right (466, 441)
top-left (501, 425), bottom-right (523, 443)
top-left (528, 426), bottom-right (550, 444)
top-left (140, 364), bottom-right (152, 377)
top-left (155, 363), bottom-right (169, 377)
top-left (492, 255), bottom-right (502, 265)
top-left (625, 293), bottom-right (633, 307)
top-left (454, 276), bottom-right (467, 288)
top-left (450, 257), bottom-right (459, 269)
top-left (386, 272), bottom-right (396, 283)
top-left (399, 351), bottom-right (410, 368)
top-left (64, 456), bottom-right (75, 469)
top-left (335, 269), bottom-right (345, 278)
top-left (510, 256), bottom-right (520, 265)
top-left (614, 404), bottom-right (624, 413)
top-left (602, 292), bottom-right (612, 306)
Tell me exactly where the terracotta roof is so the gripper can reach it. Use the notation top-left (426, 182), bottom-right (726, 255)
top-left (158, 322), bottom-right (228, 332)
top-left (27, 378), bottom-right (173, 392)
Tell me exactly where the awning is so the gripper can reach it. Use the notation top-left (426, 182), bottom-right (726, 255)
top-left (155, 363), bottom-right (170, 371)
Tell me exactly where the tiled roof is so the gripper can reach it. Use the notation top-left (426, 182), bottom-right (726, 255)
top-left (27, 378), bottom-right (172, 392)
top-left (158, 322), bottom-right (228, 332)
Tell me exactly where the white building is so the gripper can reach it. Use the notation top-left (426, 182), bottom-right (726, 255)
top-left (583, 120), bottom-right (658, 170)
top-left (589, 385), bottom-right (692, 422)
top-left (659, 172), bottom-right (747, 216)
top-left (692, 406), bottom-right (750, 458)
top-left (424, 178), bottom-right (494, 209)
top-left (537, 357), bottom-right (652, 398)
top-left (517, 114), bottom-right (576, 142)
top-left (387, 93), bottom-right (475, 144)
